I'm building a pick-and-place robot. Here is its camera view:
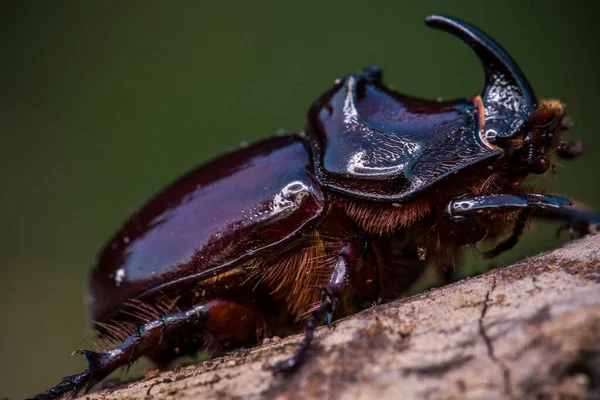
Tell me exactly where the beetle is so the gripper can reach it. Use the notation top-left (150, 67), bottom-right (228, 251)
top-left (31, 14), bottom-right (599, 399)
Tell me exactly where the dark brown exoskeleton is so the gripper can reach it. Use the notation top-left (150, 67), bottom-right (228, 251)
top-left (30, 15), bottom-right (599, 399)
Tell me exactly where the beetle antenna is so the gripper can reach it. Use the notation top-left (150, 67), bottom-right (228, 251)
top-left (425, 15), bottom-right (536, 137)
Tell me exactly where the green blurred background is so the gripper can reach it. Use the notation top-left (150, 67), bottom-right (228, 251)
top-left (1, 2), bottom-right (598, 398)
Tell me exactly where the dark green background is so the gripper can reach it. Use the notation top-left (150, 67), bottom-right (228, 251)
top-left (1, 2), bottom-right (598, 398)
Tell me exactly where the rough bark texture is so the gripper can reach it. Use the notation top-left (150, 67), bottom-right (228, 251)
top-left (83, 235), bottom-right (600, 400)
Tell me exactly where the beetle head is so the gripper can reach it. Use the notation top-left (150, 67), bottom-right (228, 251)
top-left (498, 99), bottom-right (570, 175)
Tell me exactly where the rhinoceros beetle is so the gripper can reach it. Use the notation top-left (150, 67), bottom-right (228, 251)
top-left (31, 14), bottom-right (599, 399)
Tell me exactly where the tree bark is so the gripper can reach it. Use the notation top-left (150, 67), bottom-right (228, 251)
top-left (84, 235), bottom-right (600, 400)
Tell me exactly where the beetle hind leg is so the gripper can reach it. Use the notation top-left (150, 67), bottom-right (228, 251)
top-left (28, 300), bottom-right (267, 400)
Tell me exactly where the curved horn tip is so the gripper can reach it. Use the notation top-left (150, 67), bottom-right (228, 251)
top-left (422, 14), bottom-right (481, 42)
top-left (422, 13), bottom-right (536, 117)
top-left (424, 14), bottom-right (453, 26)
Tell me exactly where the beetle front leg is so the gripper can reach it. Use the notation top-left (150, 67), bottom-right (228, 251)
top-left (29, 300), bottom-right (266, 400)
top-left (447, 194), bottom-right (574, 218)
top-left (534, 204), bottom-right (600, 239)
top-left (446, 194), bottom-right (600, 256)
top-left (269, 240), bottom-right (362, 374)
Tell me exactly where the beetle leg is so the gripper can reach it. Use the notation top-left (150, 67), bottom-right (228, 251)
top-left (26, 372), bottom-right (90, 400)
top-left (446, 193), bottom-right (573, 218)
top-left (446, 193), bottom-right (600, 246)
top-left (268, 241), bottom-right (361, 374)
top-left (28, 300), bottom-right (266, 400)
top-left (267, 288), bottom-right (336, 375)
top-left (484, 210), bottom-right (528, 258)
top-left (538, 206), bottom-right (600, 238)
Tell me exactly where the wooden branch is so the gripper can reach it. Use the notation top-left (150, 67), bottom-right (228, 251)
top-left (83, 235), bottom-right (600, 400)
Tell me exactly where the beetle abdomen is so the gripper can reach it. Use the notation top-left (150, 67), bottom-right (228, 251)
top-left (87, 134), bottom-right (325, 323)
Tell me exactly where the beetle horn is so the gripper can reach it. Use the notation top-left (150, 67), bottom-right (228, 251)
top-left (425, 15), bottom-right (537, 139)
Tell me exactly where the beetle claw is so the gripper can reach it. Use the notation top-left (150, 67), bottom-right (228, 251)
top-left (556, 223), bottom-right (576, 240)
top-left (264, 351), bottom-right (305, 376)
top-left (266, 359), bottom-right (297, 375)
top-left (556, 219), bottom-right (600, 240)
top-left (28, 371), bottom-right (91, 400)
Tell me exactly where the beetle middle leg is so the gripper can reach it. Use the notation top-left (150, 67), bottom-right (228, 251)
top-left (484, 210), bottom-right (528, 258)
top-left (29, 300), bottom-right (267, 400)
top-left (268, 239), bottom-right (365, 374)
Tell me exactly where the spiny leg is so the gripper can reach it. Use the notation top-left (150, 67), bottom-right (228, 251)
top-left (533, 205), bottom-right (600, 238)
top-left (438, 194), bottom-right (572, 280)
top-left (29, 300), bottom-right (266, 400)
top-left (28, 372), bottom-right (90, 400)
top-left (446, 193), bottom-right (573, 219)
top-left (446, 193), bottom-right (599, 248)
top-left (269, 240), bottom-right (363, 374)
